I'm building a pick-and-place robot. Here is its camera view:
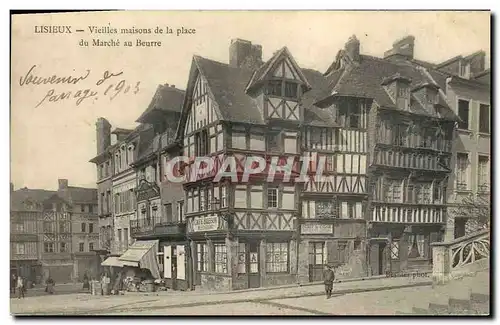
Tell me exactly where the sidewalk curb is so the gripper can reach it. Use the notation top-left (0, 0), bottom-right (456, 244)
top-left (90, 280), bottom-right (434, 315)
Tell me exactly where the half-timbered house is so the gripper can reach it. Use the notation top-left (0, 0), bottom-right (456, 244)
top-left (319, 35), bottom-right (459, 275)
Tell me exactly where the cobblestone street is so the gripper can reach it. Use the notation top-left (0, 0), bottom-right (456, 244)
top-left (11, 276), bottom-right (433, 315)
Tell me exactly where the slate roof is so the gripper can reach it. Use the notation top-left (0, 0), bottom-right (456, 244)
top-left (194, 55), bottom-right (265, 124)
top-left (60, 187), bottom-right (97, 204)
top-left (189, 55), bottom-right (339, 127)
top-left (11, 188), bottom-right (57, 210)
top-left (328, 54), bottom-right (460, 121)
top-left (136, 84), bottom-right (185, 122)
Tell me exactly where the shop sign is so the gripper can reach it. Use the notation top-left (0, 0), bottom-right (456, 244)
top-left (300, 223), bottom-right (333, 234)
top-left (191, 215), bottom-right (219, 232)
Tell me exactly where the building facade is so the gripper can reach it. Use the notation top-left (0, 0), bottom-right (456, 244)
top-left (90, 35), bottom-right (489, 291)
top-left (10, 180), bottom-right (99, 283)
top-left (434, 53), bottom-right (491, 240)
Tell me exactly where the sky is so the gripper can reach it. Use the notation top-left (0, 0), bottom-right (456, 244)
top-left (10, 11), bottom-right (490, 190)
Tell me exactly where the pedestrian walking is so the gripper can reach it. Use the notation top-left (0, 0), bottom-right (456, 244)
top-left (323, 265), bottom-right (335, 299)
top-left (11, 274), bottom-right (17, 294)
top-left (46, 276), bottom-right (55, 294)
top-left (16, 275), bottom-right (25, 299)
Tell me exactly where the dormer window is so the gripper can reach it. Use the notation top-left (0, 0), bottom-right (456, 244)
top-left (284, 82), bottom-right (298, 98)
top-left (459, 60), bottom-right (471, 79)
top-left (265, 80), bottom-right (299, 100)
top-left (426, 88), bottom-right (438, 105)
top-left (381, 74), bottom-right (412, 110)
top-left (266, 81), bottom-right (282, 97)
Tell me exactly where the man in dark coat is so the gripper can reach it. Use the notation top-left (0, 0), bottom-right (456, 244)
top-left (323, 265), bottom-right (335, 299)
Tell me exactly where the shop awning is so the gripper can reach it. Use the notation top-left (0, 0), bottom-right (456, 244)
top-left (118, 240), bottom-right (161, 279)
top-left (101, 256), bottom-right (125, 267)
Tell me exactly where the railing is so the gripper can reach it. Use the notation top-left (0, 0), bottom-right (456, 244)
top-left (431, 228), bottom-right (490, 284)
top-left (130, 217), bottom-right (157, 235)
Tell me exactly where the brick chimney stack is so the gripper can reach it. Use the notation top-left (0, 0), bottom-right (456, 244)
top-left (384, 35), bottom-right (415, 60)
top-left (58, 179), bottom-right (68, 190)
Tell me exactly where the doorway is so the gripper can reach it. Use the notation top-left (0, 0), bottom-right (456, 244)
top-left (378, 243), bottom-right (386, 275)
top-left (455, 218), bottom-right (466, 238)
top-left (247, 242), bottom-right (260, 288)
top-left (369, 241), bottom-right (387, 276)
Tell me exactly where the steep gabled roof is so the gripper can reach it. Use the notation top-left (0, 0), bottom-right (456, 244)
top-left (60, 187), bottom-right (97, 204)
top-left (246, 47), bottom-right (312, 92)
top-left (325, 54), bottom-right (459, 121)
top-left (136, 84), bottom-right (185, 123)
top-left (11, 188), bottom-right (57, 210)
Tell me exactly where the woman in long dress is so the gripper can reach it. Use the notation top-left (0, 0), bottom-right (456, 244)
top-left (46, 277), bottom-right (55, 294)
top-left (82, 272), bottom-right (90, 292)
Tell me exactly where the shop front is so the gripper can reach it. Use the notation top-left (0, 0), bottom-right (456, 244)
top-left (368, 223), bottom-right (443, 276)
top-left (298, 219), bottom-right (367, 283)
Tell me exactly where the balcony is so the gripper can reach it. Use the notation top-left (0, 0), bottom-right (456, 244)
top-left (131, 217), bottom-right (186, 238)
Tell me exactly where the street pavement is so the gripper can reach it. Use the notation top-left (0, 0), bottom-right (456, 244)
top-left (11, 276), bottom-right (434, 315)
top-left (10, 282), bottom-right (87, 298)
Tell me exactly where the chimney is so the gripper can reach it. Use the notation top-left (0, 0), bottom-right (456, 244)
top-left (171, 85), bottom-right (175, 88)
top-left (344, 35), bottom-right (360, 62)
top-left (384, 35), bottom-right (415, 60)
top-left (58, 179), bottom-right (68, 190)
top-left (229, 38), bottom-right (263, 70)
top-left (165, 83), bottom-right (169, 87)
top-left (96, 117), bottom-right (111, 155)
top-left (469, 51), bottom-right (486, 77)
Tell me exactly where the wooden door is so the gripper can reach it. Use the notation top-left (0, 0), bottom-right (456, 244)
top-left (248, 242), bottom-right (260, 288)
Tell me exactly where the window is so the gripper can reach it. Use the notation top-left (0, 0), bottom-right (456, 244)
top-left (89, 223), bottom-right (94, 233)
top-left (117, 229), bottom-right (122, 248)
top-left (458, 99), bottom-right (470, 130)
top-left (266, 242), bottom-right (289, 272)
top-left (408, 234), bottom-right (426, 259)
top-left (88, 205), bottom-right (94, 214)
top-left (315, 201), bottom-right (337, 218)
top-left (15, 243), bottom-right (25, 254)
top-left (164, 203), bottom-right (173, 223)
top-left (266, 80), bottom-right (282, 97)
top-left (13, 222), bottom-right (25, 233)
top-left (456, 153), bottom-right (469, 190)
top-left (479, 104), bottom-right (490, 133)
top-left (89, 243), bottom-right (94, 251)
top-left (478, 155), bottom-right (490, 192)
top-left (59, 222), bottom-right (68, 233)
top-left (237, 243), bottom-right (246, 274)
top-left (309, 242), bottom-right (325, 265)
top-left (199, 188), bottom-right (207, 212)
top-left (398, 85), bottom-right (409, 97)
top-left (267, 130), bottom-right (282, 152)
top-left (197, 243), bottom-right (208, 272)
top-left (326, 156), bottom-right (335, 172)
top-left (220, 186), bottom-right (227, 208)
top-left (81, 223), bottom-right (86, 233)
top-left (177, 201), bottom-right (184, 223)
top-left (284, 82), bottom-right (298, 99)
top-left (385, 180), bottom-right (402, 203)
top-left (78, 242), bottom-right (84, 252)
top-left (267, 187), bottom-right (278, 208)
top-left (114, 193), bottom-right (120, 214)
top-left (349, 104), bottom-right (361, 128)
top-left (354, 240), bottom-right (361, 251)
top-left (390, 240), bottom-right (399, 260)
top-left (433, 184), bottom-right (442, 204)
top-left (195, 130), bottom-right (209, 156)
top-left (44, 242), bottom-right (54, 253)
top-left (421, 183), bottom-right (431, 203)
top-left (214, 244), bottom-right (227, 274)
top-left (392, 125), bottom-right (406, 146)
top-left (123, 228), bottom-right (129, 249)
top-left (60, 242), bottom-right (67, 253)
top-left (43, 221), bottom-right (55, 233)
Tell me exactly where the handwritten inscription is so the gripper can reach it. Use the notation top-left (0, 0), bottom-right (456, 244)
top-left (18, 65), bottom-right (140, 108)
